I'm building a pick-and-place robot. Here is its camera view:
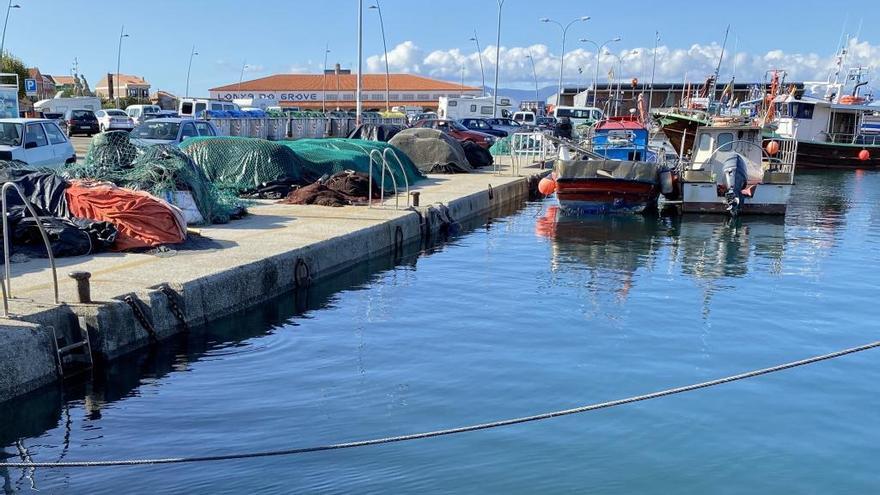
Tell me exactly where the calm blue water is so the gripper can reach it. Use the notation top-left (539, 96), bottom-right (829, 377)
top-left (3, 171), bottom-right (880, 494)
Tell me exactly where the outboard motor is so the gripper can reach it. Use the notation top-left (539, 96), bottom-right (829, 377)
top-left (721, 153), bottom-right (748, 216)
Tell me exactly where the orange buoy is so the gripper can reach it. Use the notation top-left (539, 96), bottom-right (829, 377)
top-left (538, 177), bottom-right (556, 196)
top-left (858, 149), bottom-right (871, 161)
top-left (765, 140), bottom-right (780, 156)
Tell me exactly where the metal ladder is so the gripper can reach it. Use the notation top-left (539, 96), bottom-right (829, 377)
top-left (51, 317), bottom-right (94, 378)
top-left (1, 181), bottom-right (59, 316)
top-left (367, 148), bottom-right (411, 210)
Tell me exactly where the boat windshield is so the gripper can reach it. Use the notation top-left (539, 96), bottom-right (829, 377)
top-left (0, 122), bottom-right (22, 146)
top-left (131, 121), bottom-right (180, 140)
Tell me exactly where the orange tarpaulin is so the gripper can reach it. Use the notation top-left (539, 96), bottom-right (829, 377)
top-left (66, 181), bottom-right (187, 251)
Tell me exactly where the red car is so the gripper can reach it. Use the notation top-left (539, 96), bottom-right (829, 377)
top-left (410, 119), bottom-right (497, 149)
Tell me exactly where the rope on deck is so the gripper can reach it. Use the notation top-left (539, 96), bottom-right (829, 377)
top-left (2, 338), bottom-right (878, 469)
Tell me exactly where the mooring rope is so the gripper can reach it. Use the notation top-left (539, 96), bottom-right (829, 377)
top-left (2, 338), bottom-right (878, 469)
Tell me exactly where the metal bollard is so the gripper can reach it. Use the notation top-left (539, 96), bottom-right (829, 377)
top-left (68, 271), bottom-right (92, 303)
top-left (410, 191), bottom-right (420, 207)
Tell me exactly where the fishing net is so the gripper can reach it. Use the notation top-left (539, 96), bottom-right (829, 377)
top-left (281, 138), bottom-right (424, 191)
top-left (179, 136), bottom-right (304, 190)
top-left (64, 132), bottom-right (245, 224)
top-left (489, 136), bottom-right (511, 156)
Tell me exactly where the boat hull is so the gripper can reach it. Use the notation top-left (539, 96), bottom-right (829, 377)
top-left (556, 179), bottom-right (660, 214)
top-left (795, 140), bottom-right (880, 169)
top-left (681, 182), bottom-right (791, 215)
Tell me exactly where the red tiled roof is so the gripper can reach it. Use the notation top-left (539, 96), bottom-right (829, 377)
top-left (50, 75), bottom-right (76, 86)
top-left (96, 73), bottom-right (150, 87)
top-left (211, 73), bottom-right (479, 92)
top-left (281, 100), bottom-right (439, 109)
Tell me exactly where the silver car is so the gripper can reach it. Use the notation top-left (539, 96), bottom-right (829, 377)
top-left (129, 118), bottom-right (218, 146)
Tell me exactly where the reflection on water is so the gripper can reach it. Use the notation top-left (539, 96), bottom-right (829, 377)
top-left (536, 206), bottom-right (787, 306)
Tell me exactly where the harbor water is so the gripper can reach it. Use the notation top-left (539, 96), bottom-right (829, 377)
top-left (2, 171), bottom-right (880, 494)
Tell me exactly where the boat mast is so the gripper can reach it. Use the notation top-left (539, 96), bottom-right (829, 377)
top-left (710, 25), bottom-right (730, 107)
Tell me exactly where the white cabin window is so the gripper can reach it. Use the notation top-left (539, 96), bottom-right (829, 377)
top-left (698, 134), bottom-right (712, 151)
top-left (480, 106), bottom-right (493, 115)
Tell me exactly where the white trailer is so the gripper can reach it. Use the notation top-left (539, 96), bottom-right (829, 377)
top-left (437, 96), bottom-right (514, 120)
top-left (34, 96), bottom-right (102, 114)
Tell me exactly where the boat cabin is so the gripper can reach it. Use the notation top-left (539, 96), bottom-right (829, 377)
top-left (773, 96), bottom-right (877, 145)
top-left (589, 116), bottom-right (650, 161)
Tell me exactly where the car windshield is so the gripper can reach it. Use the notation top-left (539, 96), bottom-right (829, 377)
top-left (70, 110), bottom-right (93, 119)
top-left (0, 122), bottom-right (22, 146)
top-left (131, 121), bottom-right (180, 140)
top-left (107, 110), bottom-right (127, 117)
top-left (496, 119), bottom-right (518, 126)
top-left (556, 108), bottom-right (593, 119)
top-left (446, 121), bottom-right (468, 131)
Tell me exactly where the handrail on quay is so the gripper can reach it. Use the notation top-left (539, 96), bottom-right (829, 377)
top-left (1, 181), bottom-right (60, 317)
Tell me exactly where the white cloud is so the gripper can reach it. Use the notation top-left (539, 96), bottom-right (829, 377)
top-left (367, 38), bottom-right (880, 89)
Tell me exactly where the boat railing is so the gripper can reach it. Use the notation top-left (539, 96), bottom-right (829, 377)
top-left (813, 131), bottom-right (880, 146)
top-left (701, 139), bottom-right (796, 181)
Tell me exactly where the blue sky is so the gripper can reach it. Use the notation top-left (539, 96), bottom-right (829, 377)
top-left (6, 0), bottom-right (880, 96)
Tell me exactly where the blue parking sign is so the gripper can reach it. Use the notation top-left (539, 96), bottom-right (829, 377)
top-left (24, 78), bottom-right (38, 96)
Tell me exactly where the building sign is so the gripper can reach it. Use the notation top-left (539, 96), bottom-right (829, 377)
top-left (209, 91), bottom-right (320, 102)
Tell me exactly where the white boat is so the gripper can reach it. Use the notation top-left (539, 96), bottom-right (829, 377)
top-left (673, 122), bottom-right (797, 215)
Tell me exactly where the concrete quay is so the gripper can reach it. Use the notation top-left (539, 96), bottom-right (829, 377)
top-left (0, 161), bottom-right (547, 403)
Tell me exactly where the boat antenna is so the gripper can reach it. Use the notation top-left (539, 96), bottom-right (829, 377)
top-left (711, 25), bottom-right (730, 104)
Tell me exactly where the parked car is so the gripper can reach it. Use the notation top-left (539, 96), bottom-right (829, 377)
top-left (147, 110), bottom-right (179, 120)
top-left (125, 104), bottom-right (162, 125)
top-left (512, 111), bottom-right (537, 126)
top-left (0, 118), bottom-right (76, 168)
top-left (536, 116), bottom-right (557, 130)
top-left (40, 112), bottom-right (68, 134)
top-left (457, 118), bottom-right (508, 138)
top-left (95, 109), bottom-right (135, 132)
top-left (410, 112), bottom-right (438, 124)
top-left (129, 118), bottom-right (218, 146)
top-left (410, 118), bottom-right (497, 148)
top-left (483, 117), bottom-right (526, 134)
top-left (64, 109), bottom-right (99, 136)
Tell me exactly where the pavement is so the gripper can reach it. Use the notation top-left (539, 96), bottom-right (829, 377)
top-left (70, 135), bottom-right (93, 158)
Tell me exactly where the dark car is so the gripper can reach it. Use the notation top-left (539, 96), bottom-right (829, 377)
top-left (536, 116), bottom-right (557, 130)
top-left (64, 109), bottom-right (99, 137)
top-left (458, 118), bottom-right (508, 138)
top-left (411, 118), bottom-right (497, 149)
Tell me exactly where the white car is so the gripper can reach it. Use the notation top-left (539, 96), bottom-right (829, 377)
top-left (0, 118), bottom-right (77, 168)
top-left (94, 109), bottom-right (135, 132)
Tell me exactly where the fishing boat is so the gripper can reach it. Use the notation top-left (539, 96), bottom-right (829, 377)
top-left (671, 123), bottom-right (797, 215)
top-left (766, 67), bottom-right (879, 169)
top-left (549, 116), bottom-right (669, 214)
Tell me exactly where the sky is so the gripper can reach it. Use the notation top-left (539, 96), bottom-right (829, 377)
top-left (5, 0), bottom-right (880, 97)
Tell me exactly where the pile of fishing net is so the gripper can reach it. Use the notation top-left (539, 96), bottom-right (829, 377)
top-left (280, 171), bottom-right (380, 207)
top-left (178, 136), bottom-right (304, 191)
top-left (489, 136), bottom-right (511, 156)
top-left (388, 128), bottom-right (473, 173)
top-left (65, 131), bottom-right (245, 224)
top-left (280, 138), bottom-right (424, 191)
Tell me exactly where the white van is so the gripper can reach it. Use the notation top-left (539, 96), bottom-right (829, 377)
top-left (437, 96), bottom-right (514, 120)
top-left (553, 106), bottom-right (604, 128)
top-left (178, 98), bottom-right (240, 118)
top-left (512, 111), bottom-right (536, 125)
top-left (34, 97), bottom-right (102, 115)
top-left (126, 104), bottom-right (162, 125)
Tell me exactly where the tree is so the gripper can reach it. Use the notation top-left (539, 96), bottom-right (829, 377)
top-left (0, 53), bottom-right (30, 98)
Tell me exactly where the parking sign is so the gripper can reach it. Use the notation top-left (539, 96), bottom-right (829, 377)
top-left (24, 78), bottom-right (38, 96)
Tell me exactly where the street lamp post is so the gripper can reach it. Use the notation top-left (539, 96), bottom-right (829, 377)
top-left (579, 36), bottom-right (620, 106)
top-left (238, 61), bottom-right (248, 93)
top-left (0, 0), bottom-right (20, 58)
top-left (369, 2), bottom-right (390, 111)
top-left (469, 30), bottom-right (485, 96)
top-left (648, 31), bottom-right (660, 115)
top-left (184, 45), bottom-right (198, 98)
top-left (322, 45), bottom-right (330, 113)
top-left (526, 49), bottom-right (538, 103)
top-left (115, 25), bottom-right (129, 108)
top-left (540, 15), bottom-right (590, 107)
top-left (491, 0), bottom-right (503, 116)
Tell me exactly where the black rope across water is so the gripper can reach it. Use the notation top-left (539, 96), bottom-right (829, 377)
top-left (3, 339), bottom-right (879, 469)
